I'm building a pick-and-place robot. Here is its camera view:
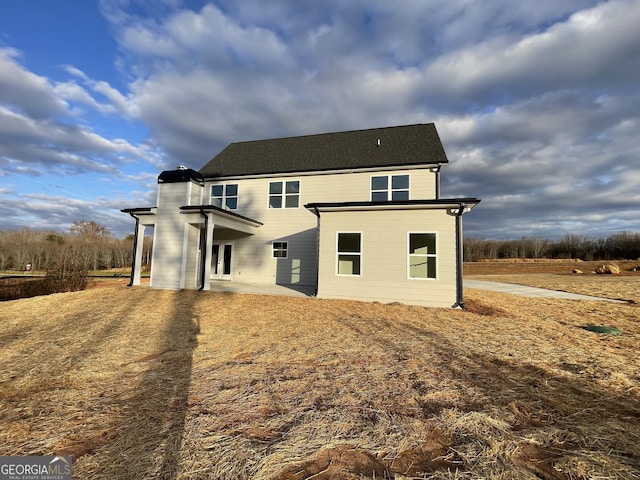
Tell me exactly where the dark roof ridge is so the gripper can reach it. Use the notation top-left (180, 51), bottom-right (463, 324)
top-left (199, 123), bottom-right (449, 178)
top-left (226, 122), bottom-right (438, 146)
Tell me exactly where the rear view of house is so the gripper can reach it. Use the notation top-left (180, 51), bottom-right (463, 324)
top-left (122, 123), bottom-right (479, 307)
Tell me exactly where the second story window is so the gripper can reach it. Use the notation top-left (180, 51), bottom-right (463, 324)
top-left (211, 184), bottom-right (238, 210)
top-left (269, 180), bottom-right (300, 208)
top-left (371, 174), bottom-right (409, 201)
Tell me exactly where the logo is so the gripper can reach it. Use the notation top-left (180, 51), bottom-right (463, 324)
top-left (0, 456), bottom-right (72, 480)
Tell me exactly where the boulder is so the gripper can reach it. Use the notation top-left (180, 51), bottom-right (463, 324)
top-left (572, 269), bottom-right (583, 274)
top-left (595, 264), bottom-right (620, 275)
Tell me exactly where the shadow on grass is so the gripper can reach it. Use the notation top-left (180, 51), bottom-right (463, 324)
top-left (95, 290), bottom-right (200, 479)
top-left (0, 288), bottom-right (200, 478)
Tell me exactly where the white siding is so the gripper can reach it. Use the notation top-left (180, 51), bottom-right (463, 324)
top-left (206, 168), bottom-right (437, 287)
top-left (182, 223), bottom-right (201, 289)
top-left (147, 168), bottom-right (442, 294)
top-left (151, 181), bottom-right (203, 289)
top-left (316, 209), bottom-right (457, 308)
top-left (189, 181), bottom-right (202, 206)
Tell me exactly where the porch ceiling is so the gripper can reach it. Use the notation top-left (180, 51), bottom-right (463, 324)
top-left (179, 205), bottom-right (263, 234)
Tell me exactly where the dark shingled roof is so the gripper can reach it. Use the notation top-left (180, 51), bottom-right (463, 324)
top-left (158, 168), bottom-right (204, 184)
top-left (199, 123), bottom-right (448, 178)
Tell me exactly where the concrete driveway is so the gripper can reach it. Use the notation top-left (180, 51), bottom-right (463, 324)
top-left (465, 279), bottom-right (625, 302)
top-left (209, 280), bottom-right (315, 297)
top-left (209, 279), bottom-right (624, 303)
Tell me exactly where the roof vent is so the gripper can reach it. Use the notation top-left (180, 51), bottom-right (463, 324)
top-left (377, 138), bottom-right (381, 147)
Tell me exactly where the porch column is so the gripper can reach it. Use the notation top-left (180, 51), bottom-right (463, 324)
top-left (131, 221), bottom-right (146, 286)
top-left (201, 215), bottom-right (215, 290)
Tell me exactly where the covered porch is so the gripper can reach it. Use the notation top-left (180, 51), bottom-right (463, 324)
top-left (122, 205), bottom-right (263, 291)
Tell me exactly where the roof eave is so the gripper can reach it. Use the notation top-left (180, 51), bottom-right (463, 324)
top-left (305, 198), bottom-right (481, 216)
top-left (121, 207), bottom-right (157, 215)
top-left (179, 205), bottom-right (263, 227)
top-left (200, 162), bottom-right (447, 181)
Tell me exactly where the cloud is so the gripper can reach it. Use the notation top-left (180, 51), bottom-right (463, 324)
top-left (61, 65), bottom-right (136, 116)
top-left (0, 48), bottom-right (69, 119)
top-left (3, 0), bottom-right (639, 238)
top-left (53, 81), bottom-right (114, 114)
top-left (422, 0), bottom-right (640, 107)
top-left (92, 0), bottom-right (640, 238)
top-left (0, 173), bottom-right (157, 236)
top-left (439, 88), bottom-right (640, 237)
top-left (0, 48), bottom-right (156, 177)
top-left (0, 105), bottom-right (149, 175)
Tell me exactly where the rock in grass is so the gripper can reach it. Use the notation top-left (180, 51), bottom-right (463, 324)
top-left (595, 264), bottom-right (620, 275)
top-left (582, 324), bottom-right (622, 335)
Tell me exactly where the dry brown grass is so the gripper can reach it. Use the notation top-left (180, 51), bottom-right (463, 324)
top-left (465, 259), bottom-right (640, 276)
top-left (466, 273), bottom-right (640, 304)
top-left (465, 259), bottom-right (640, 304)
top-left (1, 280), bottom-right (639, 479)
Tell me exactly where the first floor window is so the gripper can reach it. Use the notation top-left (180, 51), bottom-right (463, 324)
top-left (408, 233), bottom-right (437, 279)
top-left (337, 232), bottom-right (361, 275)
top-left (371, 174), bottom-right (409, 201)
top-left (211, 184), bottom-right (238, 210)
top-left (272, 241), bottom-right (288, 258)
top-left (269, 180), bottom-right (300, 208)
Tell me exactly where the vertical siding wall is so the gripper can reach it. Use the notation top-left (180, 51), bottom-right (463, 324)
top-left (151, 181), bottom-right (200, 289)
top-left (189, 181), bottom-right (202, 205)
top-left (316, 209), bottom-right (458, 308)
top-left (182, 223), bottom-right (201, 289)
top-left (207, 168), bottom-right (437, 287)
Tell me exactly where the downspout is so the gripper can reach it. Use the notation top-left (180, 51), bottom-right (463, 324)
top-left (435, 166), bottom-right (441, 200)
top-left (127, 211), bottom-right (139, 287)
top-left (452, 204), bottom-right (466, 309)
top-left (198, 208), bottom-right (208, 291)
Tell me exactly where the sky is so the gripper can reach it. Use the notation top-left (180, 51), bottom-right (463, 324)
top-left (0, 0), bottom-right (638, 239)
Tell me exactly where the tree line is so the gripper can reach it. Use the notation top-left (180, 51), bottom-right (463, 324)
top-left (2, 222), bottom-right (638, 271)
top-left (0, 221), bottom-right (152, 272)
top-left (464, 232), bottom-right (640, 262)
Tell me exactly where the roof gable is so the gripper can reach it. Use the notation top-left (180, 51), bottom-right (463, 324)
top-left (199, 123), bottom-right (448, 178)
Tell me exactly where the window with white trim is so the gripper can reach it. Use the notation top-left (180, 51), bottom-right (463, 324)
top-left (272, 241), bottom-right (288, 258)
top-left (269, 180), bottom-right (300, 208)
top-left (211, 184), bottom-right (238, 210)
top-left (337, 232), bottom-right (361, 275)
top-left (371, 174), bottom-right (409, 201)
top-left (408, 233), bottom-right (437, 279)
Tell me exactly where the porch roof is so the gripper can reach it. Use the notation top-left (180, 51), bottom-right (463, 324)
top-left (121, 207), bottom-right (156, 215)
top-left (305, 198), bottom-right (481, 215)
top-left (179, 204), bottom-right (263, 230)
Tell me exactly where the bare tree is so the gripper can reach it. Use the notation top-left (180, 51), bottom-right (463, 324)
top-left (527, 237), bottom-right (550, 258)
top-left (70, 220), bottom-right (111, 238)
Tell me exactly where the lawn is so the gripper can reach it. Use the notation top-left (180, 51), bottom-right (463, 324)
top-left (0, 275), bottom-right (639, 479)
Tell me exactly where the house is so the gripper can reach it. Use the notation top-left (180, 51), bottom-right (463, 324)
top-left (122, 123), bottom-right (480, 308)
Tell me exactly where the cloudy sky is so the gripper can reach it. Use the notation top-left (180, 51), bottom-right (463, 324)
top-left (1, 0), bottom-right (638, 239)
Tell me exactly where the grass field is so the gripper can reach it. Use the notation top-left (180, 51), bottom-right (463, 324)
top-left (1, 266), bottom-right (639, 479)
